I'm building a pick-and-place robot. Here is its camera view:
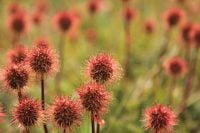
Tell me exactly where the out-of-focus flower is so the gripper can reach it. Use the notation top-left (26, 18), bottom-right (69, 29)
top-left (7, 45), bottom-right (28, 65)
top-left (190, 24), bottom-right (200, 48)
top-left (123, 7), bottom-right (136, 23)
top-left (28, 39), bottom-right (58, 75)
top-left (163, 57), bottom-right (188, 78)
top-left (180, 22), bottom-right (194, 45)
top-left (143, 104), bottom-right (176, 133)
top-left (87, 0), bottom-right (102, 15)
top-left (32, 11), bottom-right (44, 25)
top-left (77, 83), bottom-right (110, 116)
top-left (163, 7), bottom-right (185, 28)
top-left (0, 104), bottom-right (4, 122)
top-left (12, 98), bottom-right (44, 129)
top-left (7, 2), bottom-right (24, 15)
top-left (85, 53), bottom-right (122, 84)
top-left (144, 20), bottom-right (155, 34)
top-left (35, 0), bottom-right (48, 13)
top-left (49, 97), bottom-right (82, 130)
top-left (85, 28), bottom-right (97, 43)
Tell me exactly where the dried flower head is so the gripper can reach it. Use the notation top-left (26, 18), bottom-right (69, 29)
top-left (7, 45), bottom-right (28, 64)
top-left (181, 22), bottom-right (194, 44)
top-left (28, 39), bottom-right (58, 75)
top-left (143, 104), bottom-right (176, 133)
top-left (85, 53), bottom-right (121, 84)
top-left (163, 7), bottom-right (185, 28)
top-left (49, 97), bottom-right (82, 130)
top-left (0, 104), bottom-right (4, 122)
top-left (77, 83), bottom-right (110, 116)
top-left (53, 11), bottom-right (75, 33)
top-left (190, 24), bottom-right (200, 48)
top-left (123, 7), bottom-right (136, 23)
top-left (12, 98), bottom-right (44, 129)
top-left (7, 13), bottom-right (29, 35)
top-left (144, 20), bottom-right (155, 34)
top-left (163, 57), bottom-right (187, 78)
top-left (2, 64), bottom-right (29, 91)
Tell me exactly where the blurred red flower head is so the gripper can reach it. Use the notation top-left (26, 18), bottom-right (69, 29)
top-left (7, 45), bottom-right (28, 65)
top-left (12, 98), bottom-right (44, 129)
top-left (6, 12), bottom-right (29, 35)
top-left (77, 83), bottom-right (110, 116)
top-left (53, 11), bottom-right (76, 33)
top-left (88, 0), bottom-right (102, 15)
top-left (123, 7), bottom-right (136, 23)
top-left (35, 0), bottom-right (48, 13)
top-left (144, 20), bottom-right (155, 34)
top-left (49, 97), bottom-right (82, 129)
top-left (28, 39), bottom-right (58, 75)
top-left (163, 7), bottom-right (185, 28)
top-left (85, 53), bottom-right (122, 84)
top-left (190, 24), bottom-right (200, 48)
top-left (164, 57), bottom-right (188, 78)
top-left (181, 22), bottom-right (194, 45)
top-left (7, 2), bottom-right (24, 15)
top-left (143, 104), bottom-right (176, 133)
top-left (32, 11), bottom-right (44, 25)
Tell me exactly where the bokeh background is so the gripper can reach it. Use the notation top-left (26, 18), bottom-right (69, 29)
top-left (0, 0), bottom-right (200, 133)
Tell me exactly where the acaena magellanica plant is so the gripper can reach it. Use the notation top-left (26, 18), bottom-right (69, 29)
top-left (28, 39), bottom-right (58, 133)
top-left (142, 104), bottom-right (176, 133)
top-left (49, 96), bottom-right (82, 133)
top-left (77, 83), bottom-right (110, 133)
top-left (12, 98), bottom-right (44, 133)
top-left (1, 64), bottom-right (30, 102)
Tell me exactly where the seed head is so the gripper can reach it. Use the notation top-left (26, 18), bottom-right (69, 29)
top-left (163, 7), bottom-right (185, 28)
top-left (28, 39), bottom-right (58, 75)
top-left (163, 57), bottom-right (188, 78)
top-left (7, 45), bottom-right (28, 65)
top-left (12, 98), bottom-right (44, 129)
top-left (88, 0), bottom-right (102, 15)
top-left (85, 53), bottom-right (121, 84)
top-left (2, 64), bottom-right (29, 91)
top-left (49, 97), bottom-right (82, 129)
top-left (123, 7), bottom-right (136, 23)
top-left (144, 20), bottom-right (155, 34)
top-left (143, 104), bottom-right (176, 133)
top-left (77, 83), bottom-right (110, 115)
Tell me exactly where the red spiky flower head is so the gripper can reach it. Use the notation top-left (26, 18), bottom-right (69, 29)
top-left (2, 64), bottom-right (30, 91)
top-left (53, 11), bottom-right (75, 33)
top-left (6, 12), bottom-right (29, 35)
top-left (35, 0), bottom-right (48, 13)
top-left (77, 83), bottom-right (110, 116)
top-left (32, 11), bottom-right (44, 25)
top-left (163, 57), bottom-right (188, 78)
top-left (190, 24), bottom-right (200, 48)
top-left (12, 98), bottom-right (44, 129)
top-left (85, 53), bottom-right (121, 84)
top-left (180, 22), bottom-right (194, 45)
top-left (123, 7), bottom-right (136, 23)
top-left (49, 97), bottom-right (82, 130)
top-left (163, 7), bottom-right (185, 28)
top-left (0, 104), bottom-right (4, 123)
top-left (7, 45), bottom-right (28, 65)
top-left (7, 2), bottom-right (24, 15)
top-left (143, 104), bottom-right (176, 133)
top-left (88, 0), bottom-right (102, 15)
top-left (144, 20), bottom-right (155, 34)
top-left (28, 38), bottom-right (58, 75)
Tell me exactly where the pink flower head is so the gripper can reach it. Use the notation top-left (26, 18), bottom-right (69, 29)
top-left (77, 83), bottom-right (110, 116)
top-left (7, 45), bottom-right (28, 65)
top-left (12, 98), bottom-right (44, 129)
top-left (190, 24), bottom-right (200, 48)
top-left (144, 20), bottom-right (155, 34)
top-left (6, 12), bottom-right (29, 35)
top-left (53, 11), bottom-right (75, 33)
top-left (32, 11), bottom-right (44, 25)
top-left (7, 2), bottom-right (24, 15)
top-left (2, 64), bottom-right (30, 91)
top-left (123, 7), bottom-right (136, 23)
top-left (85, 53), bottom-right (121, 84)
top-left (88, 0), bottom-right (102, 15)
top-left (49, 97), bottom-right (82, 130)
top-left (35, 0), bottom-right (48, 13)
top-left (28, 39), bottom-right (58, 75)
top-left (143, 104), bottom-right (176, 133)
top-left (163, 7), bottom-right (185, 28)
top-left (0, 104), bottom-right (4, 123)
top-left (163, 57), bottom-right (188, 78)
top-left (181, 22), bottom-right (194, 45)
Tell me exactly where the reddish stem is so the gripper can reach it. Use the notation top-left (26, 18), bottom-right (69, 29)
top-left (97, 123), bottom-right (100, 133)
top-left (17, 88), bottom-right (22, 102)
top-left (91, 113), bottom-right (95, 133)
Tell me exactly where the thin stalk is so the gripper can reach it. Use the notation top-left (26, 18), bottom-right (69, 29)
top-left (97, 123), bottom-right (100, 133)
top-left (12, 33), bottom-right (20, 48)
top-left (63, 128), bottom-right (66, 133)
top-left (17, 88), bottom-right (22, 102)
top-left (41, 74), bottom-right (48, 133)
top-left (124, 22), bottom-right (131, 78)
top-left (25, 128), bottom-right (30, 133)
top-left (91, 113), bottom-right (95, 133)
top-left (168, 78), bottom-right (177, 105)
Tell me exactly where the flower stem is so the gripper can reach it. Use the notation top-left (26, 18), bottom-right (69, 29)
top-left (25, 128), bottom-right (30, 133)
top-left (17, 88), bottom-right (22, 102)
top-left (168, 78), bottom-right (177, 105)
top-left (41, 74), bottom-right (48, 133)
top-left (97, 123), bottom-right (100, 133)
top-left (91, 113), bottom-right (95, 133)
top-left (63, 128), bottom-right (66, 133)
